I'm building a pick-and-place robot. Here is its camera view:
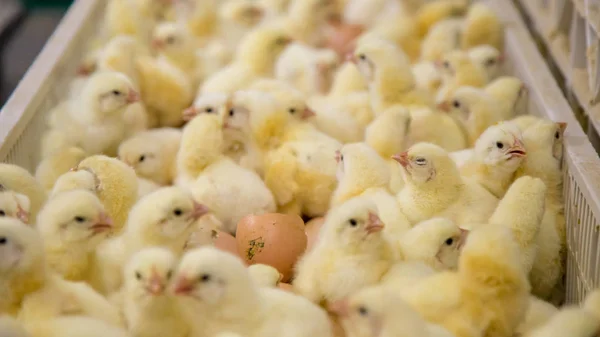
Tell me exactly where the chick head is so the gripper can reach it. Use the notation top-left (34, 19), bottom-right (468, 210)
top-left (151, 22), bottom-right (192, 55)
top-left (250, 80), bottom-right (316, 121)
top-left (335, 143), bottom-right (390, 195)
top-left (0, 188), bottom-right (30, 224)
top-left (184, 92), bottom-right (229, 122)
top-left (0, 218), bottom-right (44, 276)
top-left (172, 246), bottom-right (254, 306)
top-left (323, 196), bottom-right (386, 247)
top-left (435, 50), bottom-right (473, 79)
top-left (522, 119), bottom-right (567, 163)
top-left (437, 86), bottom-right (484, 124)
top-left (236, 27), bottom-right (293, 73)
top-left (118, 132), bottom-right (175, 183)
top-left (468, 45), bottom-right (503, 79)
top-left (125, 247), bottom-right (177, 300)
top-left (393, 142), bottom-right (457, 187)
top-left (128, 186), bottom-right (209, 238)
top-left (401, 218), bottom-right (468, 271)
top-left (365, 106), bottom-right (411, 158)
top-left (486, 76), bottom-right (529, 115)
top-left (474, 121), bottom-right (526, 172)
top-left (80, 71), bottom-right (140, 120)
top-left (219, 0), bottom-right (265, 27)
top-left (351, 36), bottom-right (410, 83)
top-left (37, 190), bottom-right (113, 249)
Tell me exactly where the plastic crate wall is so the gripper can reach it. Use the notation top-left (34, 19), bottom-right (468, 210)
top-left (1, 0), bottom-right (600, 305)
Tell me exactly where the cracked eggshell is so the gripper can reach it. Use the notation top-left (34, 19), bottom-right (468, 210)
top-left (236, 213), bottom-right (307, 282)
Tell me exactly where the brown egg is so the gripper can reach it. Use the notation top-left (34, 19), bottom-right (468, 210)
top-left (213, 230), bottom-right (241, 259)
top-left (305, 217), bottom-right (325, 253)
top-left (236, 213), bottom-right (307, 282)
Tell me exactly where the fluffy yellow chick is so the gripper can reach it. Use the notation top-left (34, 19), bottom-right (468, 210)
top-left (399, 218), bottom-right (469, 271)
top-left (394, 142), bottom-right (498, 226)
top-left (361, 15), bottom-right (421, 62)
top-left (0, 218), bottom-right (121, 326)
top-left (96, 35), bottom-right (149, 89)
top-left (247, 264), bottom-right (283, 288)
top-left (460, 121), bottom-right (527, 198)
top-left (118, 128), bottom-right (182, 185)
top-left (0, 163), bottom-right (47, 222)
top-left (0, 187), bottom-right (31, 224)
top-left (43, 71), bottom-right (141, 157)
top-left (122, 248), bottom-right (189, 337)
top-left (438, 86), bottom-right (504, 146)
top-left (378, 261), bottom-right (436, 292)
top-left (177, 0), bottom-right (218, 40)
top-left (351, 37), bottom-right (434, 113)
top-left (515, 296), bottom-right (558, 336)
top-left (294, 197), bottom-right (395, 304)
top-left (364, 106), bottom-right (411, 193)
top-left (406, 106), bottom-right (469, 152)
top-left (172, 247), bottom-right (333, 337)
top-left (461, 2), bottom-right (504, 51)
top-left (435, 50), bottom-right (490, 102)
top-left (218, 0), bottom-right (268, 49)
top-left (35, 147), bottom-right (87, 192)
top-left (328, 62), bottom-right (368, 96)
top-left (415, 0), bottom-right (469, 37)
top-left (467, 45), bottom-right (503, 81)
top-left (37, 190), bottom-right (114, 291)
top-left (200, 27), bottom-right (292, 95)
top-left (401, 225), bottom-right (530, 337)
top-left (176, 114), bottom-right (276, 233)
top-left (485, 76), bottom-right (530, 119)
top-left (104, 0), bottom-right (165, 44)
top-left (331, 286), bottom-right (455, 337)
top-left (282, 0), bottom-right (339, 45)
top-left (420, 18), bottom-right (463, 62)
top-left (412, 61), bottom-right (443, 95)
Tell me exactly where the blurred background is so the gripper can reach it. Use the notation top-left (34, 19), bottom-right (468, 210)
top-left (0, 0), bottom-right (72, 104)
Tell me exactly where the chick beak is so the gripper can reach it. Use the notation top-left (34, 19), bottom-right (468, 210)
top-left (391, 152), bottom-right (410, 168)
top-left (437, 101), bottom-right (450, 112)
top-left (346, 52), bottom-right (358, 65)
top-left (182, 106), bottom-right (198, 121)
top-left (76, 64), bottom-right (93, 76)
top-left (91, 212), bottom-right (114, 234)
top-left (498, 53), bottom-right (505, 63)
top-left (457, 228), bottom-right (470, 250)
top-left (151, 39), bottom-right (165, 50)
top-left (301, 107), bottom-right (316, 120)
top-left (328, 299), bottom-right (350, 317)
top-left (16, 206), bottom-right (29, 224)
top-left (147, 272), bottom-right (166, 296)
top-left (507, 138), bottom-right (527, 158)
top-left (557, 122), bottom-right (568, 134)
top-left (433, 60), bottom-right (444, 69)
top-left (335, 150), bottom-right (342, 163)
top-left (126, 90), bottom-right (141, 104)
top-left (365, 212), bottom-right (384, 234)
top-left (191, 201), bottom-right (210, 220)
top-left (173, 276), bottom-right (195, 295)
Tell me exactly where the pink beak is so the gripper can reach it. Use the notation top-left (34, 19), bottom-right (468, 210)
top-left (191, 201), bottom-right (210, 220)
top-left (173, 276), bottom-right (194, 295)
top-left (335, 150), bottom-right (341, 163)
top-left (151, 39), bottom-right (165, 50)
top-left (182, 106), bottom-right (198, 121)
top-left (301, 108), bottom-right (316, 119)
top-left (391, 152), bottom-right (410, 168)
top-left (557, 122), bottom-right (568, 133)
top-left (76, 64), bottom-right (94, 76)
top-left (365, 212), bottom-right (384, 234)
top-left (126, 90), bottom-right (141, 104)
top-left (498, 53), bottom-right (505, 63)
top-left (457, 228), bottom-right (470, 250)
top-left (346, 52), bottom-right (358, 64)
top-left (507, 137), bottom-right (527, 158)
top-left (437, 101), bottom-right (450, 112)
top-left (16, 206), bottom-right (29, 224)
top-left (91, 212), bottom-right (114, 234)
top-left (147, 271), bottom-right (166, 295)
top-left (328, 299), bottom-right (350, 317)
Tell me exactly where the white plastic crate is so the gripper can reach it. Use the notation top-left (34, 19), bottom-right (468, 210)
top-left (1, 0), bottom-right (600, 305)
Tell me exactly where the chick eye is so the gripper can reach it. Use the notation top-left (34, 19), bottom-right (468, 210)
top-left (340, 155), bottom-right (344, 161)
top-left (555, 131), bottom-right (560, 139)
top-left (229, 109), bottom-right (235, 117)
top-left (112, 90), bottom-right (122, 96)
top-left (136, 272), bottom-right (142, 280)
top-left (443, 61), bottom-right (450, 68)
top-left (205, 107), bottom-right (214, 113)
top-left (359, 54), bottom-right (366, 61)
top-left (74, 216), bottom-right (86, 223)
top-left (200, 274), bottom-right (211, 282)
top-left (348, 219), bottom-right (358, 227)
top-left (139, 155), bottom-right (146, 162)
top-left (166, 270), bottom-right (173, 279)
top-left (0, 210), bottom-right (5, 216)
top-left (496, 142), bottom-right (504, 149)
top-left (445, 238), bottom-right (454, 245)
top-left (415, 157), bottom-right (427, 165)
top-left (485, 58), bottom-right (496, 66)
top-left (173, 209), bottom-right (183, 216)
top-left (166, 36), bottom-right (176, 44)
top-left (0, 237), bottom-right (7, 245)
top-left (358, 306), bottom-right (368, 316)
top-left (289, 108), bottom-right (296, 114)
top-left (452, 100), bottom-right (461, 108)
top-left (275, 37), bottom-right (288, 45)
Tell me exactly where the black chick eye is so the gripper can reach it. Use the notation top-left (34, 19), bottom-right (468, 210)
top-left (348, 219), bottom-right (357, 227)
top-left (74, 216), bottom-right (86, 223)
top-left (173, 209), bottom-right (183, 216)
top-left (485, 58), bottom-right (496, 66)
top-left (229, 109), bottom-right (235, 117)
top-left (443, 61), bottom-right (450, 68)
top-left (0, 210), bottom-right (5, 216)
top-left (139, 155), bottom-right (146, 162)
top-left (358, 306), bottom-right (368, 316)
top-left (136, 272), bottom-right (142, 280)
top-left (496, 142), bottom-right (504, 149)
top-left (445, 238), bottom-right (454, 245)
top-left (166, 270), bottom-right (173, 279)
top-left (205, 108), bottom-right (214, 113)
top-left (200, 274), bottom-right (211, 282)
top-left (359, 54), bottom-right (366, 61)
top-left (166, 37), bottom-right (176, 44)
top-left (452, 100), bottom-right (460, 108)
top-left (555, 131), bottom-right (560, 139)
top-left (289, 108), bottom-right (296, 114)
top-left (0, 237), bottom-right (7, 245)
top-left (112, 90), bottom-right (122, 96)
top-left (415, 157), bottom-right (426, 165)
top-left (340, 155), bottom-right (344, 161)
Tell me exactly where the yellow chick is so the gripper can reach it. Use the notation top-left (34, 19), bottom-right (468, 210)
top-left (435, 50), bottom-right (490, 102)
top-left (200, 27), bottom-right (292, 95)
top-left (35, 147), bottom-right (87, 192)
top-left (173, 247), bottom-right (333, 337)
top-left (176, 114), bottom-right (276, 234)
top-left (0, 163), bottom-right (47, 222)
top-left (399, 218), bottom-right (469, 271)
top-left (218, 0), bottom-right (268, 50)
top-left (511, 115), bottom-right (544, 132)
top-left (294, 197), bottom-right (395, 304)
top-left (351, 37), bottom-right (434, 113)
top-left (467, 45), bottom-right (503, 81)
top-left (415, 0), bottom-right (469, 37)
top-left (401, 225), bottom-right (530, 337)
top-left (485, 76), bottom-right (529, 119)
top-left (515, 296), bottom-right (558, 336)
top-left (420, 19), bottom-right (463, 62)
top-left (104, 0), bottom-right (160, 45)
top-left (394, 142), bottom-right (498, 226)
top-left (0, 187), bottom-right (31, 224)
top-left (96, 35), bottom-right (149, 89)
top-left (461, 2), bottom-right (504, 51)
top-left (438, 86), bottom-right (504, 146)
top-left (328, 62), bottom-right (368, 96)
top-left (360, 15), bottom-right (421, 62)
top-left (460, 121), bottom-right (527, 198)
top-left (331, 286), bottom-right (455, 337)
top-left (378, 261), bottom-right (436, 292)
top-left (406, 106), bottom-right (468, 152)
top-left (282, 0), bottom-right (339, 45)
top-left (118, 128), bottom-right (182, 186)
top-left (412, 61), bottom-right (443, 95)
top-left (122, 248), bottom-right (189, 337)
top-left (43, 71), bottom-right (141, 157)
top-left (177, 0), bottom-right (218, 40)
top-left (247, 264), bottom-right (283, 288)
top-left (37, 190), bottom-right (114, 291)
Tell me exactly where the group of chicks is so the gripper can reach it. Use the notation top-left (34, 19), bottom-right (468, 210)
top-left (0, 0), bottom-right (598, 336)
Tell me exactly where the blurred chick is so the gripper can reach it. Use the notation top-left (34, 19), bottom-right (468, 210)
top-left (461, 2), bottom-right (504, 51)
top-left (435, 50), bottom-right (490, 102)
top-left (460, 121), bottom-right (526, 198)
top-left (294, 197), bottom-right (395, 304)
top-left (0, 187), bottom-right (31, 224)
top-left (394, 142), bottom-right (498, 226)
top-left (35, 147), bottom-right (87, 192)
top-left (281, 0), bottom-right (339, 45)
top-left (118, 128), bottom-right (182, 186)
top-left (122, 248), bottom-right (189, 337)
top-left (0, 163), bottom-right (47, 222)
top-left (104, 0), bottom-right (173, 45)
top-left (176, 114), bottom-right (276, 234)
top-left (37, 190), bottom-right (114, 291)
top-left (172, 247), bottom-right (333, 337)
top-left (467, 45), bottom-right (503, 81)
top-left (415, 0), bottom-right (469, 37)
top-left (406, 106), bottom-right (468, 152)
top-left (420, 19), bottom-right (463, 62)
top-left (485, 76), bottom-right (529, 119)
top-left (248, 264), bottom-right (282, 288)
top-left (399, 218), bottom-right (468, 271)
